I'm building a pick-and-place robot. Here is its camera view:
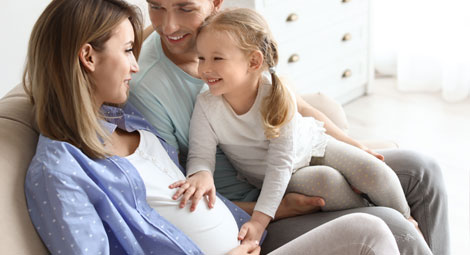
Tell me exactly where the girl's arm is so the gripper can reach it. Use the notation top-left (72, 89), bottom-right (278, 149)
top-left (240, 114), bottom-right (296, 242)
top-left (296, 95), bottom-right (384, 160)
top-left (172, 97), bottom-right (218, 210)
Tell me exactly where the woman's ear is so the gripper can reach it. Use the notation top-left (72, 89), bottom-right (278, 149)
top-left (248, 50), bottom-right (264, 72)
top-left (79, 43), bottom-right (96, 72)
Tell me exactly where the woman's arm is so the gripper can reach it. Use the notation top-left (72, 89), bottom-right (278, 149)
top-left (25, 160), bottom-right (108, 254)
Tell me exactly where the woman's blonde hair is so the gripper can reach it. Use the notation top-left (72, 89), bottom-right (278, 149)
top-left (199, 8), bottom-right (295, 139)
top-left (23, 0), bottom-right (143, 158)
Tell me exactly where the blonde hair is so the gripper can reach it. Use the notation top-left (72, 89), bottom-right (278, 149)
top-left (199, 8), bottom-right (295, 139)
top-left (23, 0), bottom-right (143, 158)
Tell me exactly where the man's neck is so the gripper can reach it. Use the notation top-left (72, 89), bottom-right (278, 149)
top-left (161, 39), bottom-right (200, 78)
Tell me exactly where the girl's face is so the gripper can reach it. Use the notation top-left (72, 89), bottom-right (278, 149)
top-left (197, 29), bottom-right (257, 97)
top-left (148, 0), bottom-right (221, 57)
top-left (90, 19), bottom-right (140, 106)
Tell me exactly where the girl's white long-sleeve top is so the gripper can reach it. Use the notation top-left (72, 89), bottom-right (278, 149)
top-left (187, 78), bottom-right (328, 218)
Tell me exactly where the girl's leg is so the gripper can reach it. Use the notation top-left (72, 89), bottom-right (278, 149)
top-left (268, 213), bottom-right (399, 255)
top-left (313, 138), bottom-right (410, 218)
top-left (287, 166), bottom-right (368, 211)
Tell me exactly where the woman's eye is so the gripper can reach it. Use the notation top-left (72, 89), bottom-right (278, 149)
top-left (125, 48), bottom-right (134, 53)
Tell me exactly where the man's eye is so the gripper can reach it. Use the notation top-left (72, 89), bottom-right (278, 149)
top-left (180, 8), bottom-right (193, 13)
top-left (150, 5), bottom-right (162, 10)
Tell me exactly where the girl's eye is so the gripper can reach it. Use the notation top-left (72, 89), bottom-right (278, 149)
top-left (198, 56), bottom-right (205, 61)
top-left (214, 57), bottom-right (223, 61)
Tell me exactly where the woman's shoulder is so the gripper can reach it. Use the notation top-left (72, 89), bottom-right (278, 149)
top-left (28, 135), bottom-right (88, 176)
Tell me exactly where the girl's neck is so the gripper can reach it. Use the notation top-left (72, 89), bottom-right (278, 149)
top-left (223, 76), bottom-right (261, 116)
top-left (161, 39), bottom-right (200, 78)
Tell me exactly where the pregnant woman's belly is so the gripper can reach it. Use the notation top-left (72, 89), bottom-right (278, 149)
top-left (150, 195), bottom-right (240, 255)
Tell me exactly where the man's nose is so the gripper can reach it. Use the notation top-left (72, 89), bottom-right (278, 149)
top-left (162, 12), bottom-right (179, 35)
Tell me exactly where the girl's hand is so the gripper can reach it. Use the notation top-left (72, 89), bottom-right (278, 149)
top-left (169, 171), bottom-right (216, 212)
top-left (359, 146), bottom-right (385, 161)
top-left (238, 211), bottom-right (270, 243)
top-left (227, 240), bottom-right (260, 255)
top-left (238, 220), bottom-right (266, 244)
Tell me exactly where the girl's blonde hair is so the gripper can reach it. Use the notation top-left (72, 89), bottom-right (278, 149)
top-left (199, 8), bottom-right (295, 139)
top-left (23, 0), bottom-right (143, 158)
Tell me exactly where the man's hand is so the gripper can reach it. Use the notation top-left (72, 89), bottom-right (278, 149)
top-left (169, 171), bottom-right (216, 211)
top-left (274, 193), bottom-right (325, 220)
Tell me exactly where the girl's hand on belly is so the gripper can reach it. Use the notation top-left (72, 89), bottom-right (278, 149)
top-left (169, 170), bottom-right (216, 212)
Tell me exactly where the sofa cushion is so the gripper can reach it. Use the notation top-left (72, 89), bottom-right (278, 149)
top-left (0, 84), bottom-right (46, 254)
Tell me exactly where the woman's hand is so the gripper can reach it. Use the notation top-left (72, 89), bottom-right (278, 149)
top-left (169, 171), bottom-right (216, 211)
top-left (227, 240), bottom-right (261, 255)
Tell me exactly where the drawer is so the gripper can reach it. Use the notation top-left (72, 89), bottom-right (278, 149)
top-left (261, 0), bottom-right (369, 43)
top-left (276, 15), bottom-right (368, 75)
top-left (284, 52), bottom-right (369, 100)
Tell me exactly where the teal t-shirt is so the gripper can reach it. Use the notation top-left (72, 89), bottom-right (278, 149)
top-left (129, 32), bottom-right (259, 201)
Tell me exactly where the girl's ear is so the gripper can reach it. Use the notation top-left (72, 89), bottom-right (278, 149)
top-left (79, 43), bottom-right (96, 72)
top-left (212, 0), bottom-right (224, 12)
top-left (248, 50), bottom-right (264, 72)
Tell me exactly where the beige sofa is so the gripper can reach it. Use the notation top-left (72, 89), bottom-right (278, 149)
top-left (0, 84), bottom-right (394, 254)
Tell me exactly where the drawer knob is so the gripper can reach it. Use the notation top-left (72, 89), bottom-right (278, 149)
top-left (286, 13), bottom-right (299, 22)
top-left (342, 69), bottom-right (352, 78)
top-left (342, 33), bottom-right (352, 42)
top-left (342, 0), bottom-right (352, 3)
top-left (288, 54), bottom-right (300, 63)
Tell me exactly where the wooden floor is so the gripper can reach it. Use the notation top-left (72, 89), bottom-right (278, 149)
top-left (343, 77), bottom-right (470, 254)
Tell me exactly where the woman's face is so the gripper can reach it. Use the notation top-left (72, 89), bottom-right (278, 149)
top-left (147, 0), bottom-right (221, 57)
top-left (91, 19), bottom-right (140, 106)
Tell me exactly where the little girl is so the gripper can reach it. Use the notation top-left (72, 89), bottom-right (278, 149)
top-left (173, 8), bottom-right (411, 242)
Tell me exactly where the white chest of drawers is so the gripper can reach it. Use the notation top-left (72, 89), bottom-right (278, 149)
top-left (222, 0), bottom-right (372, 104)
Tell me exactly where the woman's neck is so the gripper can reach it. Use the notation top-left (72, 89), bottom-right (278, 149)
top-left (223, 76), bottom-right (260, 116)
top-left (161, 39), bottom-right (200, 78)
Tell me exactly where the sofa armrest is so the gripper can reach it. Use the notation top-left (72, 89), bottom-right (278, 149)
top-left (300, 92), bottom-right (398, 150)
top-left (300, 92), bottom-right (349, 133)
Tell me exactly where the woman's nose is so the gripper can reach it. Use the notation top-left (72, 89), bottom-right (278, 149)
top-left (130, 54), bottom-right (139, 73)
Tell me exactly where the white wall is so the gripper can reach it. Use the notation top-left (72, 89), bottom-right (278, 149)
top-left (0, 0), bottom-right (50, 97)
top-left (0, 0), bottom-right (149, 98)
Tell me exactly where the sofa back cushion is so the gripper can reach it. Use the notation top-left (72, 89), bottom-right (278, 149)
top-left (0, 84), bottom-right (47, 254)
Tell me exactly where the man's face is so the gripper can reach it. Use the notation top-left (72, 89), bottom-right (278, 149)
top-left (147, 0), bottom-right (218, 56)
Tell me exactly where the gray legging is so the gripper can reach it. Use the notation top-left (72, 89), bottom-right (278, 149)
top-left (287, 138), bottom-right (410, 218)
top-left (268, 213), bottom-right (399, 255)
top-left (260, 149), bottom-right (447, 255)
